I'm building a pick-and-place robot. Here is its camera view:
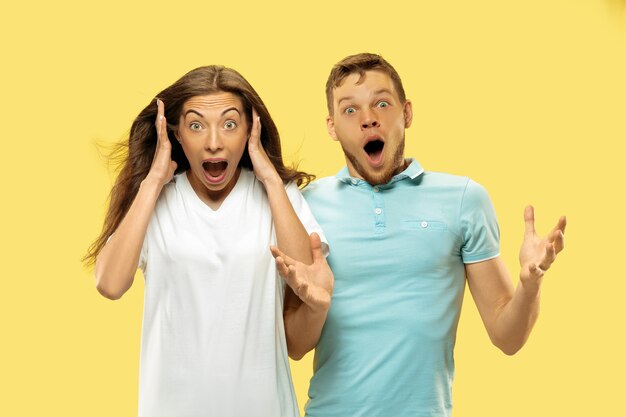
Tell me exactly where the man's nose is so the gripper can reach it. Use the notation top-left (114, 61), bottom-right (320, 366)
top-left (361, 110), bottom-right (379, 129)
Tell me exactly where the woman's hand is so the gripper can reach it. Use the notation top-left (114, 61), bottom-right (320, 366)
top-left (248, 109), bottom-right (280, 185)
top-left (145, 99), bottom-right (178, 186)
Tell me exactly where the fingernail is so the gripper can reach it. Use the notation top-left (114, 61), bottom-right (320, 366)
top-left (156, 98), bottom-right (161, 106)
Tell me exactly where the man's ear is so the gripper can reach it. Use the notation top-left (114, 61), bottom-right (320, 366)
top-left (327, 116), bottom-right (338, 141)
top-left (403, 100), bottom-right (413, 128)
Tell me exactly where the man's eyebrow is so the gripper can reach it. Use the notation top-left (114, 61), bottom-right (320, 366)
top-left (336, 89), bottom-right (394, 107)
top-left (373, 89), bottom-right (394, 96)
top-left (337, 96), bottom-right (354, 106)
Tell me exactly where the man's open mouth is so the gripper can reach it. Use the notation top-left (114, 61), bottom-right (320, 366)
top-left (364, 139), bottom-right (385, 164)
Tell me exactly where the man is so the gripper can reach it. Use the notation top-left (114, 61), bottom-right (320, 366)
top-left (272, 53), bottom-right (566, 417)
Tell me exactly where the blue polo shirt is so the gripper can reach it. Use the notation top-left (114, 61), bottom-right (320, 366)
top-left (302, 159), bottom-right (500, 417)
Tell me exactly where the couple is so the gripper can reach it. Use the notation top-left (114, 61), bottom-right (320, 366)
top-left (85, 53), bottom-right (566, 417)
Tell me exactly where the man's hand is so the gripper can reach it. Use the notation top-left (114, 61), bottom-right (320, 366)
top-left (271, 233), bottom-right (334, 314)
top-left (519, 205), bottom-right (566, 292)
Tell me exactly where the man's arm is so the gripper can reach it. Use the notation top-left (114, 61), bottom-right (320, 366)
top-left (466, 206), bottom-right (566, 355)
top-left (272, 234), bottom-right (334, 360)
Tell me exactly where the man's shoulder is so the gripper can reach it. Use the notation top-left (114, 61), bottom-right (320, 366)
top-left (303, 176), bottom-right (342, 196)
top-left (419, 170), bottom-right (471, 188)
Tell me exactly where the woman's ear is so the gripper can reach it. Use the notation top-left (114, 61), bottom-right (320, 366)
top-left (171, 125), bottom-right (181, 143)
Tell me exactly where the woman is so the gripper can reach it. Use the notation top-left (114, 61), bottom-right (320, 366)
top-left (84, 66), bottom-right (325, 417)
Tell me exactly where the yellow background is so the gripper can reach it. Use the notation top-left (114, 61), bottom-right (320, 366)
top-left (1, 0), bottom-right (624, 416)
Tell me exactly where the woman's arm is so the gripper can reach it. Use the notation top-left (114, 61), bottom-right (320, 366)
top-left (95, 100), bottom-right (177, 299)
top-left (246, 111), bottom-right (312, 264)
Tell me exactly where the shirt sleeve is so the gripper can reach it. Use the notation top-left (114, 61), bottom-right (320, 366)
top-left (285, 182), bottom-right (330, 257)
top-left (459, 179), bottom-right (500, 264)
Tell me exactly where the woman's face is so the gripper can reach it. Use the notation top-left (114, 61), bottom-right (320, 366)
top-left (176, 92), bottom-right (249, 206)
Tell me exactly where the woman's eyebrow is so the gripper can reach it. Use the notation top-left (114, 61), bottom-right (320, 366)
top-left (184, 107), bottom-right (241, 118)
top-left (221, 107), bottom-right (241, 116)
top-left (184, 109), bottom-right (204, 118)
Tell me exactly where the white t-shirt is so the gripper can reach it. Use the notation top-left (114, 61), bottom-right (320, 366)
top-left (137, 169), bottom-right (325, 417)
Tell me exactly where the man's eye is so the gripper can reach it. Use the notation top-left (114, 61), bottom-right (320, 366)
top-left (377, 101), bottom-right (389, 108)
top-left (344, 107), bottom-right (356, 115)
top-left (224, 121), bottom-right (237, 130)
top-left (190, 122), bottom-right (202, 131)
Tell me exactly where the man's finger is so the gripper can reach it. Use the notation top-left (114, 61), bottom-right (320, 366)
top-left (309, 233), bottom-right (325, 262)
top-left (550, 215), bottom-right (567, 237)
top-left (285, 266), bottom-right (309, 298)
top-left (274, 256), bottom-right (291, 279)
top-left (270, 245), bottom-right (296, 267)
top-left (524, 205), bottom-right (536, 236)
top-left (538, 243), bottom-right (556, 271)
top-left (270, 245), bottom-right (282, 259)
top-left (277, 261), bottom-right (302, 292)
top-left (553, 230), bottom-right (565, 253)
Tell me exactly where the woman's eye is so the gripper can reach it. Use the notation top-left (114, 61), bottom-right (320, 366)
top-left (377, 101), bottom-right (389, 108)
top-left (190, 122), bottom-right (202, 131)
top-left (344, 107), bottom-right (356, 115)
top-left (224, 121), bottom-right (237, 130)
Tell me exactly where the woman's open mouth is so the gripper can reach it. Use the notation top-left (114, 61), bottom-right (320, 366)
top-left (202, 160), bottom-right (228, 184)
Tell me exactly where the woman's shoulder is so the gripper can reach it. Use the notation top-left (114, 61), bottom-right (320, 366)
top-left (152, 172), bottom-right (189, 208)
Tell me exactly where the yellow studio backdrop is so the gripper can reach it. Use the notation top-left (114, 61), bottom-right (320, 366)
top-left (1, 0), bottom-right (624, 416)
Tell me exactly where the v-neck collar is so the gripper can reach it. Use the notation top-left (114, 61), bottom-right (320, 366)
top-left (179, 168), bottom-right (250, 216)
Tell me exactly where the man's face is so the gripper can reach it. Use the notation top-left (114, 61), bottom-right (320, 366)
top-left (327, 70), bottom-right (412, 185)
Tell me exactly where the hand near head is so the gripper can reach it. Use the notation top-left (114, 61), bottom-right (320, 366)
top-left (519, 206), bottom-right (566, 292)
top-left (271, 233), bottom-right (334, 314)
top-left (145, 99), bottom-right (178, 186)
top-left (248, 109), bottom-right (280, 185)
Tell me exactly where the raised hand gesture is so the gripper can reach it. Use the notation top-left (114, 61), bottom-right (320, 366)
top-left (271, 233), bottom-right (334, 314)
top-left (146, 99), bottom-right (178, 186)
top-left (519, 205), bottom-right (566, 292)
top-left (247, 109), bottom-right (280, 185)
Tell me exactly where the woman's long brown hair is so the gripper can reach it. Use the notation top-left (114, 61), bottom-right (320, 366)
top-left (83, 65), bottom-right (313, 266)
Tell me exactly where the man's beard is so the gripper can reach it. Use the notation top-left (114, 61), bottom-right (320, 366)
top-left (341, 137), bottom-right (406, 185)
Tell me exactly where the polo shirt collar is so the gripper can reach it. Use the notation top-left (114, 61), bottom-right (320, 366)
top-left (335, 158), bottom-right (424, 186)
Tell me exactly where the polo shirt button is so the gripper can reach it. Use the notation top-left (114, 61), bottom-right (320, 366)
top-left (375, 208), bottom-right (382, 215)
top-left (421, 221), bottom-right (428, 228)
top-left (373, 186), bottom-right (379, 192)
top-left (351, 179), bottom-right (358, 185)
